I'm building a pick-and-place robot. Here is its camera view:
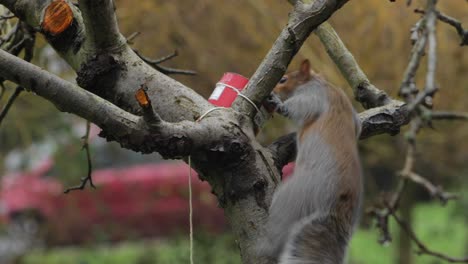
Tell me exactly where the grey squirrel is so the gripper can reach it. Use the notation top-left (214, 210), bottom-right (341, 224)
top-left (259, 59), bottom-right (362, 264)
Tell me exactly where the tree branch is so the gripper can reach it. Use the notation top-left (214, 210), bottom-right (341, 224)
top-left (64, 121), bottom-right (96, 193)
top-left (135, 85), bottom-right (163, 126)
top-left (0, 48), bottom-right (142, 134)
top-left (268, 101), bottom-right (411, 171)
top-left (430, 111), bottom-right (468, 121)
top-left (408, 2), bottom-right (438, 112)
top-left (0, 48), bottom-right (221, 158)
top-left (399, 19), bottom-right (427, 103)
top-left (0, 85), bottom-right (23, 126)
top-left (415, 8), bottom-right (468, 46)
top-left (77, 0), bottom-right (126, 51)
top-left (358, 101), bottom-right (410, 139)
top-left (391, 211), bottom-right (468, 263)
top-left (232, 0), bottom-right (350, 117)
top-left (267, 132), bottom-right (297, 171)
top-left (314, 22), bottom-right (392, 108)
top-left (134, 49), bottom-right (197, 76)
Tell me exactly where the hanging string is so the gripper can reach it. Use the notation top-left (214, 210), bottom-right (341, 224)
top-left (187, 107), bottom-right (224, 264)
top-left (188, 156), bottom-right (194, 264)
top-left (186, 88), bottom-right (260, 264)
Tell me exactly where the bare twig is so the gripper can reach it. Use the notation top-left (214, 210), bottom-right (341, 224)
top-left (134, 49), bottom-right (197, 76)
top-left (391, 211), bottom-right (468, 263)
top-left (64, 121), bottom-right (96, 193)
top-left (0, 81), bottom-right (5, 99)
top-left (431, 111), bottom-right (468, 121)
top-left (127, 31), bottom-right (196, 76)
top-left (0, 14), bottom-right (14, 20)
top-left (399, 115), bottom-right (457, 203)
top-left (408, 1), bottom-right (438, 112)
top-left (399, 19), bottom-right (427, 103)
top-left (367, 123), bottom-right (420, 244)
top-left (145, 50), bottom-right (179, 64)
top-left (367, 179), bottom-right (407, 245)
top-left (126, 31), bottom-right (140, 44)
top-left (0, 85), bottom-right (23, 127)
top-left (0, 22), bottom-right (19, 46)
top-left (1, 22), bottom-right (35, 58)
top-left (415, 8), bottom-right (468, 46)
top-left (405, 172), bottom-right (458, 204)
top-left (410, 20), bottom-right (423, 45)
top-left (0, 21), bottom-right (35, 127)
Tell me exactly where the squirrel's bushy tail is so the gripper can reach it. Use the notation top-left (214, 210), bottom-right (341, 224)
top-left (278, 213), bottom-right (350, 264)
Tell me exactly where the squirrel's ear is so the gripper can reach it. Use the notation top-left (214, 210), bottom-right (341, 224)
top-left (299, 59), bottom-right (311, 76)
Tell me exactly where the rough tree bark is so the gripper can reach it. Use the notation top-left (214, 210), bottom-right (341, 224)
top-left (0, 0), bottom-right (414, 263)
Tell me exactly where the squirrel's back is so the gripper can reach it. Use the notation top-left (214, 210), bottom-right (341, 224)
top-left (258, 60), bottom-right (362, 264)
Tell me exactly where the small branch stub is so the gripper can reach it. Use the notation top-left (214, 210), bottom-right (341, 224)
top-left (41, 0), bottom-right (74, 36)
top-left (135, 87), bottom-right (150, 108)
top-left (135, 85), bottom-right (162, 125)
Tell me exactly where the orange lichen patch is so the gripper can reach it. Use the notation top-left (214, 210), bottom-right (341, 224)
top-left (41, 0), bottom-right (74, 36)
top-left (135, 88), bottom-right (151, 107)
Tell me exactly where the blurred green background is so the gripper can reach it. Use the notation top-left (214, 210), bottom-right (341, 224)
top-left (17, 203), bottom-right (466, 264)
top-left (0, 0), bottom-right (467, 263)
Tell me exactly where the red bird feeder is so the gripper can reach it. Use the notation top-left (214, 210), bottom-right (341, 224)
top-left (208, 72), bottom-right (249, 107)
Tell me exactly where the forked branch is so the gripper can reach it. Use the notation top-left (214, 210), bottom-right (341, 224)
top-left (232, 0), bottom-right (350, 117)
top-left (64, 121), bottom-right (96, 193)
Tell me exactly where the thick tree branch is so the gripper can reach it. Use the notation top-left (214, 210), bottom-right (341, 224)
top-left (358, 101), bottom-right (410, 139)
top-left (0, 48), bottom-right (221, 158)
top-left (0, 48), bottom-right (141, 135)
top-left (314, 22), bottom-right (392, 108)
top-left (232, 0), bottom-right (350, 117)
top-left (295, 18), bottom-right (413, 139)
top-left (267, 132), bottom-right (297, 171)
top-left (77, 0), bottom-right (126, 52)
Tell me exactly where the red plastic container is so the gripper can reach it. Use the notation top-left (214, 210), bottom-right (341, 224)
top-left (209, 72), bottom-right (249, 107)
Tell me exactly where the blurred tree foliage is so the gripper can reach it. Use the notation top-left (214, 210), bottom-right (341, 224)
top-left (1, 0), bottom-right (467, 200)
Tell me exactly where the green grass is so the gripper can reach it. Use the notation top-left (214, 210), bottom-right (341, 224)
top-left (349, 203), bottom-right (466, 264)
top-left (18, 203), bottom-right (466, 264)
top-left (19, 234), bottom-right (241, 264)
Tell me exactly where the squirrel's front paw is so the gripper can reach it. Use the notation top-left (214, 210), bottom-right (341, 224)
top-left (263, 93), bottom-right (283, 113)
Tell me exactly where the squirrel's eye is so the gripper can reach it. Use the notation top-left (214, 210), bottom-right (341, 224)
top-left (279, 76), bottom-right (288, 84)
